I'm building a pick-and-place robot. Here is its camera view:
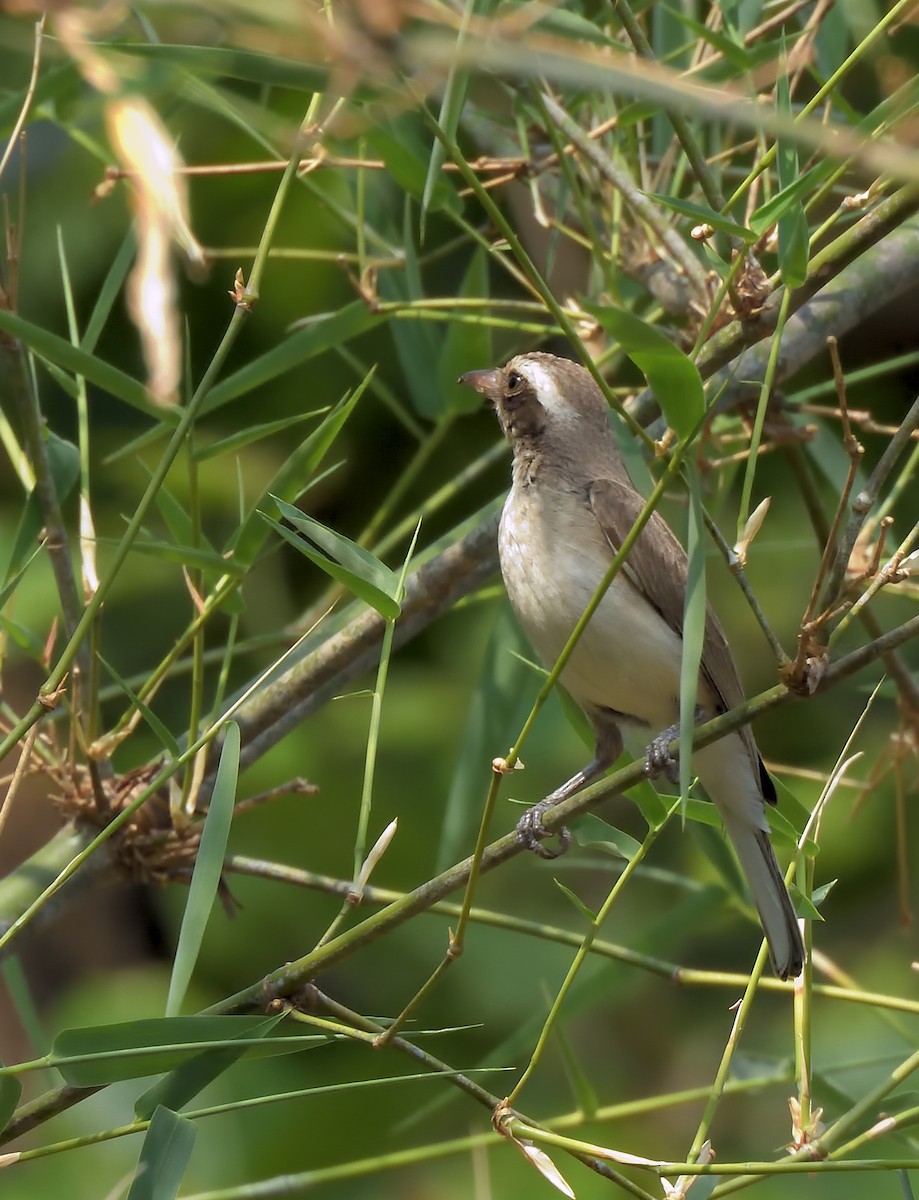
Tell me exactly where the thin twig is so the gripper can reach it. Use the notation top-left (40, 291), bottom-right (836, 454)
top-left (821, 391), bottom-right (919, 610)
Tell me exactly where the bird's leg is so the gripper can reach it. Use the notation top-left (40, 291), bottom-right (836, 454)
top-left (517, 719), bottom-right (623, 859)
top-left (644, 707), bottom-right (707, 784)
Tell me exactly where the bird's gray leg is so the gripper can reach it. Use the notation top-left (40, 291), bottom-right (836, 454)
top-left (644, 707), bottom-right (707, 784)
top-left (517, 718), bottom-right (623, 859)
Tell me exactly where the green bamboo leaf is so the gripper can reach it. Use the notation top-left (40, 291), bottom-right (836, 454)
top-left (106, 42), bottom-right (331, 92)
top-left (0, 544), bottom-right (42, 609)
top-left (570, 813), bottom-right (641, 861)
top-left (52, 1016), bottom-right (279, 1085)
top-left (660, 4), bottom-right (752, 68)
top-left (583, 301), bottom-right (705, 436)
top-left (135, 1013), bottom-right (286, 1119)
top-left (192, 408), bottom-right (329, 461)
top-left (367, 120), bottom-right (460, 214)
top-left (553, 878), bottom-right (597, 921)
top-left (83, 229), bottom-right (136, 354)
top-left (421, 0), bottom-right (480, 221)
top-left (788, 884), bottom-right (825, 923)
top-left (265, 498), bottom-right (401, 619)
top-left (3, 432), bottom-right (80, 582)
top-left (678, 469), bottom-right (706, 810)
top-left (0, 309), bottom-right (167, 420)
top-left (204, 302), bottom-right (380, 413)
top-left (119, 538), bottom-right (246, 576)
top-left (154, 487), bottom-right (219, 557)
top-left (747, 160), bottom-right (835, 236)
top-left (381, 201), bottom-right (441, 417)
top-left (645, 193), bottom-right (754, 241)
top-left (127, 1105), bottom-right (195, 1200)
top-left (98, 654), bottom-right (181, 757)
top-left (775, 45), bottom-right (809, 288)
top-left (437, 605), bottom-right (533, 871)
top-left (555, 1023), bottom-right (600, 1119)
top-left (230, 372), bottom-right (371, 566)
top-left (0, 1067), bottom-right (22, 1135)
top-left (0, 615), bottom-right (45, 659)
top-left (165, 723), bottom-right (239, 1017)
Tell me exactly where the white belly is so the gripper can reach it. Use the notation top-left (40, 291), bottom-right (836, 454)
top-left (499, 489), bottom-right (686, 730)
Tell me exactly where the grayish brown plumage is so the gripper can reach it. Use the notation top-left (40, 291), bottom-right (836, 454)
top-left (462, 351), bottom-right (804, 980)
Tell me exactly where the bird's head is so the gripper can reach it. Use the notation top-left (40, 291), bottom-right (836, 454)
top-left (460, 352), bottom-right (610, 448)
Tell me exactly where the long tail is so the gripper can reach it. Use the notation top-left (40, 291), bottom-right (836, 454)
top-left (721, 813), bottom-right (805, 980)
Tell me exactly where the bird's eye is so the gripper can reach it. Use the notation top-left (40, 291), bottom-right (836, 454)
top-left (506, 370), bottom-right (522, 391)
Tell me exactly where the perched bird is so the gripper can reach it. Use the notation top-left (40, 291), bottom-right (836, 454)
top-left (461, 352), bottom-right (804, 980)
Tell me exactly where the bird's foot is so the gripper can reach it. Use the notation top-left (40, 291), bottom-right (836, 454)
top-left (644, 708), bottom-right (709, 783)
top-left (644, 723), bottom-right (681, 784)
top-left (516, 798), bottom-right (572, 859)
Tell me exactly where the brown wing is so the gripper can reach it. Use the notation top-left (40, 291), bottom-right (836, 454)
top-left (589, 477), bottom-right (774, 799)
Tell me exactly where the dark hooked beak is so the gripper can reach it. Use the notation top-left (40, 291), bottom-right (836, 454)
top-left (458, 368), bottom-right (502, 402)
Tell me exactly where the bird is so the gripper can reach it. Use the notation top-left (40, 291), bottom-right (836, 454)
top-left (461, 351), bottom-right (805, 980)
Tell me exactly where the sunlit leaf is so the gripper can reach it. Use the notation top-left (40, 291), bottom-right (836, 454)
top-left (264, 498), bottom-right (401, 619)
top-left (583, 301), bottom-right (705, 436)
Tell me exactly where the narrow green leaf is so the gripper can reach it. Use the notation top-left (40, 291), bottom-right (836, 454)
top-left (0, 541), bottom-right (42, 609)
top-left (553, 878), bottom-right (597, 921)
top-left (583, 301), bottom-right (705, 436)
top-left (421, 0), bottom-right (476, 220)
top-left (775, 46), bottom-right (809, 287)
top-left (555, 1023), bottom-right (600, 1118)
top-left (381, 201), bottom-right (441, 417)
top-left (230, 372), bottom-right (370, 566)
top-left (110, 42), bottom-right (332, 92)
top-left (3, 432), bottom-right (80, 582)
top-left (0, 309), bottom-right (166, 419)
top-left (203, 302), bottom-right (380, 413)
top-left (437, 605), bottom-right (533, 871)
top-left (261, 510), bottom-right (400, 619)
top-left (0, 1068), bottom-right (22, 1135)
top-left (366, 120), bottom-right (460, 214)
top-left (83, 229), bottom-right (136, 354)
top-left (678, 469), bottom-right (706, 811)
top-left (645, 192), bottom-right (754, 241)
top-left (788, 884), bottom-right (825, 923)
top-left (570, 813), bottom-right (641, 861)
top-left (660, 4), bottom-right (752, 68)
top-left (192, 408), bottom-right (329, 461)
top-left (127, 1105), bottom-right (195, 1200)
top-left (747, 161), bottom-right (836, 236)
top-left (810, 879), bottom-right (836, 907)
top-left (52, 1016), bottom-right (278, 1085)
top-left (0, 615), bottom-right (45, 659)
top-left (98, 654), bottom-right (181, 757)
top-left (166, 723), bottom-right (240, 1017)
top-left (135, 1013), bottom-right (285, 1119)
top-left (120, 537), bottom-right (246, 576)
top-left (153, 486), bottom-right (220, 563)
top-left (273, 498), bottom-right (400, 596)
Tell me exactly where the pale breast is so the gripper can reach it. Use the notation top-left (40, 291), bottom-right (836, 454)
top-left (499, 484), bottom-right (686, 730)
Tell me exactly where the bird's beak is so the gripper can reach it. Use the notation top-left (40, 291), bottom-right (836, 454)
top-left (459, 368), bottom-right (502, 402)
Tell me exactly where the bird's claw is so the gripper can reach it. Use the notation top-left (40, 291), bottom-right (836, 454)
top-left (516, 801), bottom-right (572, 859)
top-left (644, 722), bottom-right (682, 784)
